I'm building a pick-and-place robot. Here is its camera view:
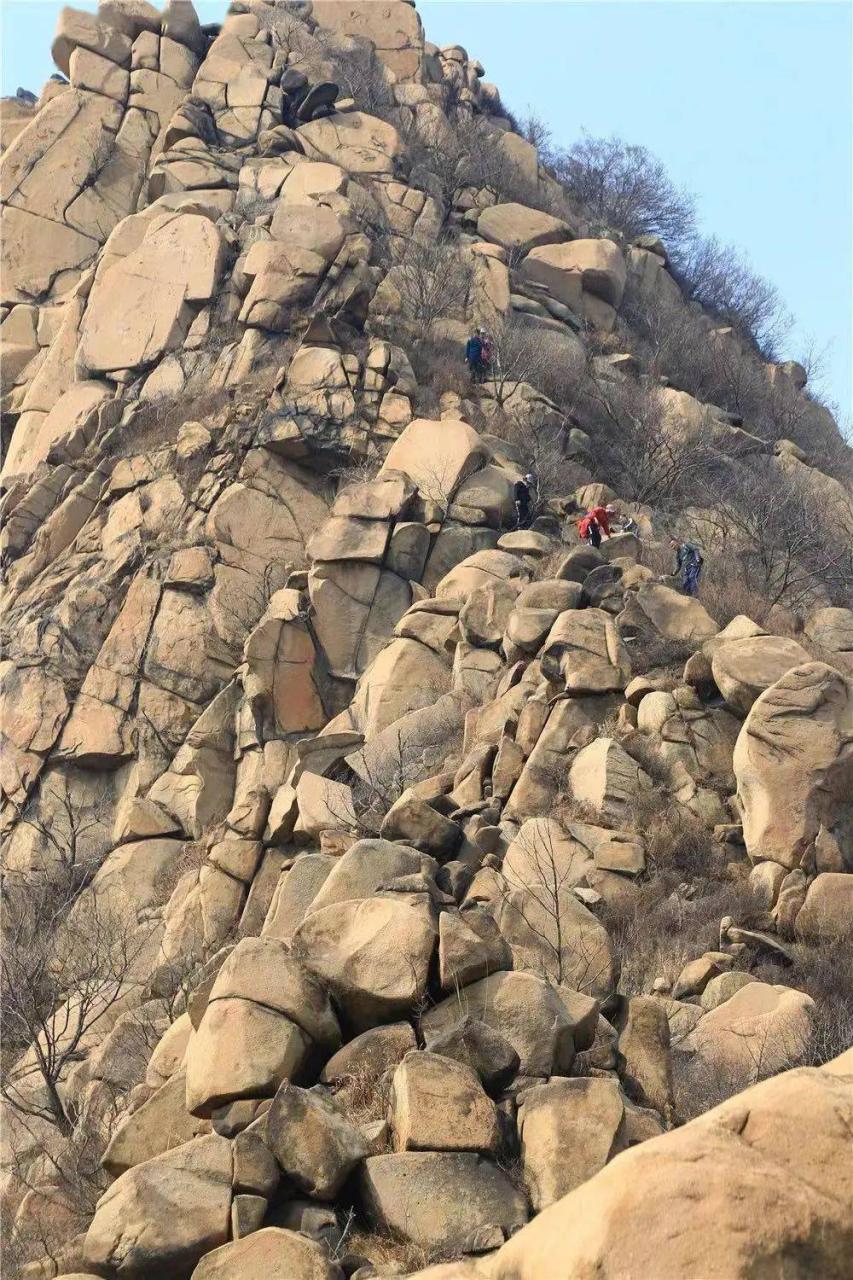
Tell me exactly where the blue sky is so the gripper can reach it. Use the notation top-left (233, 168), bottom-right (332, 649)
top-left (2, 0), bottom-right (850, 424)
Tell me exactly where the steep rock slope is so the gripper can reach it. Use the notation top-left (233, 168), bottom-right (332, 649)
top-left (1, 3), bottom-right (851, 1278)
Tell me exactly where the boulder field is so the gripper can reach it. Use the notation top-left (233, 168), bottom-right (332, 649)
top-left (1, 2), bottom-right (851, 1279)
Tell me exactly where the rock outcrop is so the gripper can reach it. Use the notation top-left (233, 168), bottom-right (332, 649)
top-left (1, 3), bottom-right (851, 1278)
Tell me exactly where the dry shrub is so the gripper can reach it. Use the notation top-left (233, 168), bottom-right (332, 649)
top-left (409, 337), bottom-right (473, 411)
top-left (622, 629), bottom-right (697, 678)
top-left (602, 875), bottom-right (753, 998)
top-left (326, 1061), bottom-right (394, 1130)
top-left (755, 938), bottom-right (853, 1069)
top-left (341, 1225), bottom-right (452, 1274)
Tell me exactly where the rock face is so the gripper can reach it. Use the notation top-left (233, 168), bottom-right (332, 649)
top-left (733, 663), bottom-right (853, 869)
top-left (2, 4), bottom-right (852, 1279)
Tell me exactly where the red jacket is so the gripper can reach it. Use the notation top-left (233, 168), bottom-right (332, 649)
top-left (578, 514), bottom-right (598, 540)
top-left (588, 506), bottom-right (611, 537)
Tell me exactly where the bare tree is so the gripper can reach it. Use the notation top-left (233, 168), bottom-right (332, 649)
top-left (485, 319), bottom-right (566, 409)
top-left (407, 115), bottom-right (535, 216)
top-left (703, 458), bottom-right (853, 610)
top-left (554, 133), bottom-right (697, 252)
top-left (674, 234), bottom-right (791, 358)
top-left (1, 864), bottom-right (151, 1137)
top-left (580, 374), bottom-right (719, 510)
top-left (376, 231), bottom-right (474, 340)
top-left (494, 820), bottom-right (614, 994)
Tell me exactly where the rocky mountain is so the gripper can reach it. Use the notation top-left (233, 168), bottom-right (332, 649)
top-left (1, 2), bottom-right (852, 1277)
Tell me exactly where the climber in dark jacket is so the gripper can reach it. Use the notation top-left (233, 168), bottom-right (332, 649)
top-left (465, 331), bottom-right (484, 381)
top-left (670, 538), bottom-right (704, 596)
top-left (514, 473), bottom-right (535, 528)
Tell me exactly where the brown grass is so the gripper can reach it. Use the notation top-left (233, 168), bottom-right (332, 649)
top-left (341, 1224), bottom-right (462, 1274)
top-left (601, 873), bottom-right (754, 998)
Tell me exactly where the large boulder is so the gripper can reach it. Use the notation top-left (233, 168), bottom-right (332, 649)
top-left (678, 982), bottom-right (815, 1090)
top-left (350, 637), bottom-right (452, 739)
top-left (794, 873), bottom-right (853, 942)
top-left (733, 663), bottom-right (853, 869)
top-left (496, 820), bottom-right (616, 996)
top-left (191, 1228), bottom-right (343, 1280)
top-left (568, 738), bottom-right (649, 826)
top-left (291, 894), bottom-right (438, 1032)
top-left (185, 938), bottom-right (340, 1115)
top-left (297, 111), bottom-right (404, 175)
top-left (310, 0), bottom-right (425, 81)
top-left (520, 242), bottom-right (584, 311)
top-left (102, 1071), bottom-right (210, 1175)
top-left (306, 839), bottom-right (430, 914)
top-left (78, 211), bottom-right (226, 374)
top-left (460, 1055), bottom-right (853, 1280)
top-left (621, 582), bottom-right (719, 644)
top-left (539, 608), bottom-right (630, 693)
top-left (711, 634), bottom-right (810, 715)
top-left (389, 1051), bottom-right (500, 1154)
top-left (264, 1083), bottom-right (369, 1200)
top-left (805, 606), bottom-right (853, 674)
top-left (421, 972), bottom-right (581, 1078)
top-left (242, 590), bottom-right (325, 735)
top-left (477, 203), bottom-right (570, 255)
top-left (517, 1078), bottom-right (627, 1210)
top-left (84, 1135), bottom-right (232, 1277)
top-left (554, 237), bottom-right (626, 305)
top-left (380, 419), bottom-right (487, 503)
top-left (360, 1152), bottom-right (527, 1254)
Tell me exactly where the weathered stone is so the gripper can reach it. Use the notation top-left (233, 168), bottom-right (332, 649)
top-left (477, 203), bottom-right (570, 255)
top-left (621, 582), bottom-right (719, 644)
top-left (79, 212), bottom-right (225, 374)
top-left (297, 111), bottom-right (403, 175)
top-left (102, 1071), bottom-right (210, 1176)
top-left (380, 418), bottom-right (487, 503)
top-left (191, 1227), bottom-right (342, 1280)
top-left (422, 972), bottom-right (578, 1078)
top-left (291, 894), bottom-right (438, 1031)
top-left (438, 908), bottom-right (512, 991)
top-left (679, 982), bottom-right (815, 1087)
top-left (185, 938), bottom-right (340, 1115)
top-left (83, 1135), bottom-right (232, 1278)
top-left (794, 873), bottom-right (853, 943)
top-left (568, 738), bottom-right (649, 825)
top-left (389, 1051), bottom-right (500, 1154)
top-left (518, 1077), bottom-right (627, 1211)
top-left (734, 663), bottom-right (853, 869)
top-left (711, 634), bottom-right (810, 715)
top-left (423, 1016), bottom-right (520, 1095)
top-left (360, 1152), bottom-right (527, 1254)
top-left (265, 1083), bottom-right (369, 1200)
top-left (540, 608), bottom-right (631, 692)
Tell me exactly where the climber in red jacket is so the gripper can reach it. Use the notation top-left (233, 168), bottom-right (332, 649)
top-left (588, 504), bottom-right (614, 538)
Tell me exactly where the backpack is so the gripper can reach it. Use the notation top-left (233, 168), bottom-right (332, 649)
top-left (514, 479), bottom-right (529, 503)
top-left (578, 514), bottom-right (597, 539)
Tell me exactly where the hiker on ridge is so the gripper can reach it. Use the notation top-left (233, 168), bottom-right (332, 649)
top-left (671, 537), bottom-right (704, 596)
top-left (514, 472), bottom-right (536, 528)
top-left (465, 329), bottom-right (488, 382)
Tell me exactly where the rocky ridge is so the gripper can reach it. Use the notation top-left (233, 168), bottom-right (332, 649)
top-left (1, 2), bottom-right (852, 1278)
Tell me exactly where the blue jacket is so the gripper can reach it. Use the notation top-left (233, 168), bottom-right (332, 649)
top-left (675, 542), bottom-right (703, 572)
top-left (465, 335), bottom-right (482, 363)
